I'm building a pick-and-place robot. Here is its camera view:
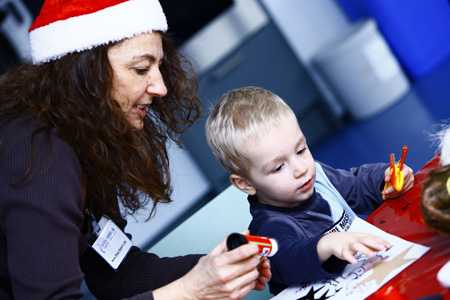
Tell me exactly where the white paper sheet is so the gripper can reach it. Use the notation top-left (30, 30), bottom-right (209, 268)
top-left (271, 217), bottom-right (430, 300)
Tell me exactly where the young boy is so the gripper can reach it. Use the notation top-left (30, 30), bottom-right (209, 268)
top-left (205, 86), bottom-right (414, 295)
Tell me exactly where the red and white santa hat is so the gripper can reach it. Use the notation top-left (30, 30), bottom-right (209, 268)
top-left (29, 0), bottom-right (168, 64)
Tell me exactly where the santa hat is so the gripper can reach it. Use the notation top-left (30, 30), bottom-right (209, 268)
top-left (29, 0), bottom-right (168, 64)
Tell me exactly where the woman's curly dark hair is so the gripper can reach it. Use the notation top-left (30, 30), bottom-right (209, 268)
top-left (421, 164), bottom-right (450, 236)
top-left (0, 32), bottom-right (202, 219)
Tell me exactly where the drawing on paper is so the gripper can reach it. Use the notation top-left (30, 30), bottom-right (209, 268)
top-left (271, 218), bottom-right (429, 300)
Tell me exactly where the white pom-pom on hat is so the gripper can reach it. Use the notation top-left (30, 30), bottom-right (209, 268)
top-left (29, 0), bottom-right (168, 64)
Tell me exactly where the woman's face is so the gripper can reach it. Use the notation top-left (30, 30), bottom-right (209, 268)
top-left (108, 32), bottom-right (167, 130)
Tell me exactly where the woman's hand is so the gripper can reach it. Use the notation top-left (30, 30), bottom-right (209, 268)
top-left (153, 231), bottom-right (271, 300)
top-left (382, 164), bottom-right (414, 199)
top-left (185, 241), bottom-right (260, 299)
top-left (255, 257), bottom-right (271, 291)
top-left (317, 232), bottom-right (391, 264)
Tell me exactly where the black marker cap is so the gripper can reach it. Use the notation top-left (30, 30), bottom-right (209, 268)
top-left (226, 233), bottom-right (248, 251)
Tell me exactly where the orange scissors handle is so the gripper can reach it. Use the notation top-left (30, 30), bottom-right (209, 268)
top-left (399, 146), bottom-right (408, 171)
top-left (382, 146), bottom-right (408, 200)
top-left (390, 153), bottom-right (397, 187)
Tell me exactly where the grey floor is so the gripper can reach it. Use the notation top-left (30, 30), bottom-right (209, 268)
top-left (310, 56), bottom-right (450, 173)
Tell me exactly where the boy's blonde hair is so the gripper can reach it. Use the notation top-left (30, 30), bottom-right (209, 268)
top-left (206, 86), bottom-right (296, 178)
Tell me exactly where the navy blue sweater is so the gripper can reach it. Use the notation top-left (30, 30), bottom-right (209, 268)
top-left (248, 161), bottom-right (388, 295)
top-left (0, 118), bottom-right (201, 299)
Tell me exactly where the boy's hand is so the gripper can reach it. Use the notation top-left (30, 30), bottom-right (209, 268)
top-left (317, 232), bottom-right (391, 264)
top-left (382, 164), bottom-right (414, 199)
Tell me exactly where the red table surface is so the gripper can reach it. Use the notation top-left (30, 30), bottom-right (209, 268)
top-left (365, 154), bottom-right (450, 300)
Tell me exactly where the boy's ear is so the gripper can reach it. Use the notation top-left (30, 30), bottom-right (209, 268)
top-left (230, 174), bottom-right (256, 195)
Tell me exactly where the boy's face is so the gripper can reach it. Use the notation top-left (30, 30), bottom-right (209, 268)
top-left (239, 115), bottom-right (316, 207)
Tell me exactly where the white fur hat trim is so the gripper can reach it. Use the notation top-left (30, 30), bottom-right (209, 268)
top-left (29, 0), bottom-right (167, 64)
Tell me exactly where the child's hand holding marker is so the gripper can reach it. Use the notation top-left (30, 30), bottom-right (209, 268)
top-left (382, 146), bottom-right (414, 199)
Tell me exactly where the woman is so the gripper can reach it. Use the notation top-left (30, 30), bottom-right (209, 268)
top-left (0, 0), bottom-right (270, 299)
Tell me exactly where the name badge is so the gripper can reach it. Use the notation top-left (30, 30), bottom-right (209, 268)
top-left (90, 215), bottom-right (132, 270)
